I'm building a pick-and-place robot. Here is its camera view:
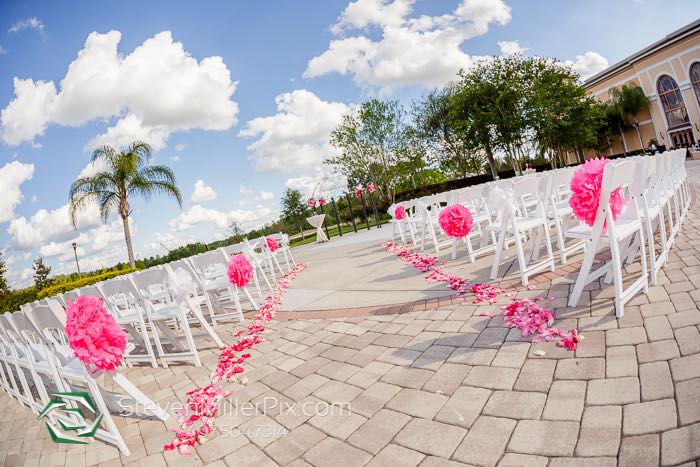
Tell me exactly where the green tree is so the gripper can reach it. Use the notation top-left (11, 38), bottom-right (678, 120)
top-left (609, 84), bottom-right (650, 152)
top-left (528, 59), bottom-right (604, 166)
top-left (281, 188), bottom-right (308, 239)
top-left (69, 141), bottom-right (182, 268)
top-left (33, 257), bottom-right (52, 290)
top-left (0, 251), bottom-right (9, 295)
top-left (413, 86), bottom-right (483, 178)
top-left (329, 99), bottom-right (406, 201)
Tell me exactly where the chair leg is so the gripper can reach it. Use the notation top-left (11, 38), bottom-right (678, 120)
top-left (490, 228), bottom-right (507, 280)
top-left (569, 242), bottom-right (597, 307)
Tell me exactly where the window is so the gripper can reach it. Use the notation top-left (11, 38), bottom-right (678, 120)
top-left (691, 62), bottom-right (700, 109)
top-left (656, 74), bottom-right (689, 128)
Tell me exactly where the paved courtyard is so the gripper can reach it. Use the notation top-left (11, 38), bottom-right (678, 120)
top-left (1, 161), bottom-right (700, 466)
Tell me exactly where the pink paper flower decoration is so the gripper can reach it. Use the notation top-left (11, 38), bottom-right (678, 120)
top-left (354, 187), bottom-right (363, 198)
top-left (569, 158), bottom-right (625, 227)
top-left (438, 204), bottom-right (473, 238)
top-left (227, 254), bottom-right (253, 288)
top-left (64, 295), bottom-right (127, 372)
top-left (393, 205), bottom-right (406, 220)
top-left (367, 183), bottom-right (376, 194)
top-left (318, 197), bottom-right (327, 206)
top-left (265, 237), bottom-right (279, 252)
top-left (307, 198), bottom-right (317, 209)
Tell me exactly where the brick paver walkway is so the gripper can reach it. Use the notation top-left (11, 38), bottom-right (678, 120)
top-left (2, 161), bottom-right (700, 466)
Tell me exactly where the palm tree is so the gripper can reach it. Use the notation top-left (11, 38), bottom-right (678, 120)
top-left (610, 84), bottom-right (650, 152)
top-left (69, 141), bottom-right (182, 268)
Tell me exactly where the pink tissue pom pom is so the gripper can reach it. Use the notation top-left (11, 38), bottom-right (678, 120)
top-left (265, 237), bottom-right (279, 252)
top-left (438, 204), bottom-right (473, 238)
top-left (65, 295), bottom-right (127, 372)
top-left (569, 158), bottom-right (625, 227)
top-left (393, 205), bottom-right (406, 220)
top-left (227, 254), bottom-right (253, 288)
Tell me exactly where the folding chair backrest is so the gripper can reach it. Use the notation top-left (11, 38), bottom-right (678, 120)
top-left (79, 285), bottom-right (102, 298)
top-left (25, 305), bottom-right (67, 351)
top-left (190, 251), bottom-right (228, 271)
top-left (98, 278), bottom-right (142, 317)
top-left (131, 268), bottom-right (168, 291)
top-left (62, 290), bottom-right (80, 304)
top-left (222, 243), bottom-right (245, 257)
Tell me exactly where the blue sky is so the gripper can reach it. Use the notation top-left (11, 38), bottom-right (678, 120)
top-left (1, 0), bottom-right (699, 286)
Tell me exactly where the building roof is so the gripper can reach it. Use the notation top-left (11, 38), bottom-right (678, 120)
top-left (584, 17), bottom-right (700, 88)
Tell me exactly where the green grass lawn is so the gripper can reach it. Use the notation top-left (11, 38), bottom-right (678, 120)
top-left (289, 218), bottom-right (390, 248)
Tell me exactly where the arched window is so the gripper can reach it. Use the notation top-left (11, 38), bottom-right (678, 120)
top-left (656, 74), bottom-right (689, 128)
top-left (690, 62), bottom-right (700, 108)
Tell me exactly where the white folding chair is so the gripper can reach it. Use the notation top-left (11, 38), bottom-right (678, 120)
top-left (0, 314), bottom-right (44, 413)
top-left (27, 303), bottom-right (168, 455)
top-left (451, 186), bottom-right (498, 262)
top-left (542, 168), bottom-right (585, 265)
top-left (490, 175), bottom-right (556, 285)
top-left (130, 269), bottom-right (216, 368)
top-left (97, 278), bottom-right (158, 368)
top-left (189, 251), bottom-right (252, 322)
top-left (566, 160), bottom-right (649, 318)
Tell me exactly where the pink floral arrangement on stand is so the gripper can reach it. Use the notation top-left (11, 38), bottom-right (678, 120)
top-left (354, 186), bottom-right (363, 198)
top-left (166, 262), bottom-right (308, 455)
top-left (265, 237), bottom-right (279, 252)
top-left (569, 158), bottom-right (625, 227)
top-left (227, 254), bottom-right (253, 288)
top-left (393, 205), bottom-right (406, 220)
top-left (438, 204), bottom-right (473, 238)
top-left (307, 198), bottom-right (317, 209)
top-left (367, 183), bottom-right (376, 194)
top-left (64, 295), bottom-right (128, 372)
top-left (318, 197), bottom-right (327, 207)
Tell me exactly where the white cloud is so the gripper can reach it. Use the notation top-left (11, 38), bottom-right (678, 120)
top-left (0, 161), bottom-right (34, 223)
top-left (77, 158), bottom-right (109, 179)
top-left (304, 0), bottom-right (511, 91)
top-left (260, 191), bottom-right (274, 201)
top-left (498, 40), bottom-right (526, 55)
top-left (1, 30), bottom-right (239, 149)
top-left (169, 205), bottom-right (229, 232)
top-left (239, 89), bottom-right (352, 172)
top-left (170, 155), bottom-right (180, 162)
top-left (565, 51), bottom-right (609, 80)
top-left (168, 204), bottom-right (277, 233)
top-left (190, 179), bottom-right (217, 204)
top-left (0, 45), bottom-right (7, 55)
top-left (239, 185), bottom-right (254, 196)
top-left (7, 202), bottom-right (102, 251)
top-left (8, 17), bottom-right (45, 34)
top-left (175, 143), bottom-right (186, 151)
top-left (285, 176), bottom-right (318, 196)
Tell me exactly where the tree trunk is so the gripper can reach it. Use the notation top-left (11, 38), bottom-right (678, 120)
top-left (485, 145), bottom-right (498, 180)
top-left (635, 126), bottom-right (644, 152)
top-left (618, 126), bottom-right (629, 155)
top-left (606, 135), bottom-right (613, 156)
top-left (121, 214), bottom-right (135, 269)
top-left (298, 225), bottom-right (305, 240)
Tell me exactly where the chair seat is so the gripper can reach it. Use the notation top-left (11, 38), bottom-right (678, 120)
top-left (488, 215), bottom-right (546, 233)
top-left (565, 216), bottom-right (641, 241)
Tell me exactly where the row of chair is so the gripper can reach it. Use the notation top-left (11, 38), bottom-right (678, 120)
top-left (392, 150), bottom-right (690, 317)
top-left (0, 233), bottom-right (297, 454)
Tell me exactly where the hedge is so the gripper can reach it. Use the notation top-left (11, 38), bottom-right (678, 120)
top-left (36, 268), bottom-right (137, 300)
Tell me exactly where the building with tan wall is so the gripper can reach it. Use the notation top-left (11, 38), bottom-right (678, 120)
top-left (581, 18), bottom-right (700, 159)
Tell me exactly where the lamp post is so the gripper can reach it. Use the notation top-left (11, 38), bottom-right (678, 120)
top-left (72, 242), bottom-right (81, 274)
